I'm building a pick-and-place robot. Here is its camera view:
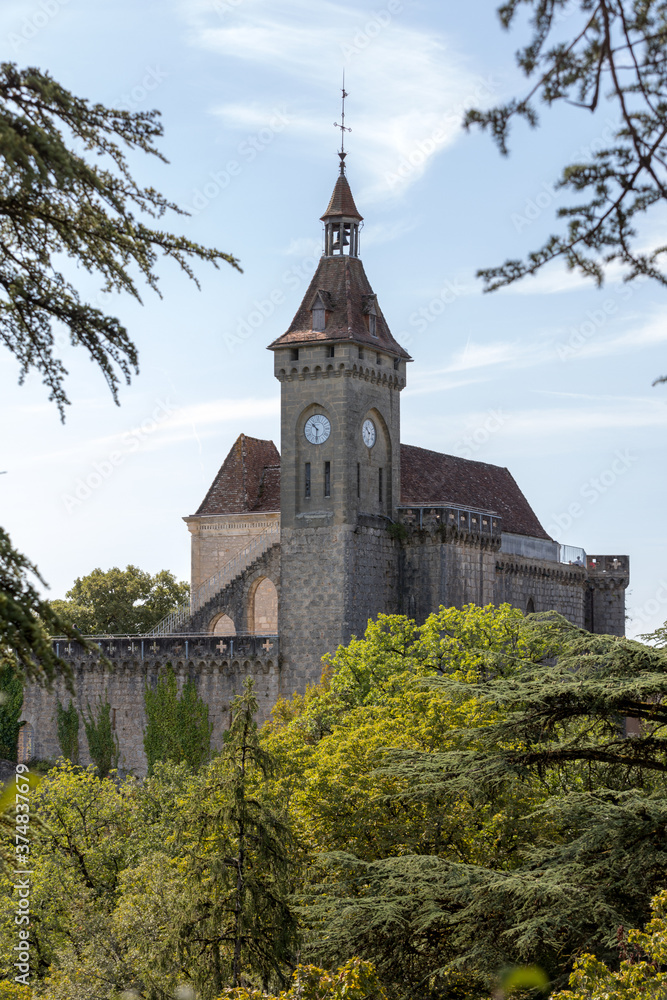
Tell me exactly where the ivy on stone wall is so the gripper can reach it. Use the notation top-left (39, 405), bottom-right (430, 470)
top-left (84, 699), bottom-right (119, 779)
top-left (143, 663), bottom-right (212, 775)
top-left (0, 668), bottom-right (23, 761)
top-left (56, 698), bottom-right (79, 763)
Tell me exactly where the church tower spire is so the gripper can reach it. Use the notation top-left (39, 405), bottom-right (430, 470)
top-left (322, 79), bottom-right (363, 257)
top-left (268, 95), bottom-right (411, 698)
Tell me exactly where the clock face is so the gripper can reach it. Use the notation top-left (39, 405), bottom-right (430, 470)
top-left (304, 413), bottom-right (331, 445)
top-left (362, 418), bottom-right (376, 448)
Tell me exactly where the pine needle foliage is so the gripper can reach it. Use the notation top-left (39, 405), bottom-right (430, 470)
top-left (0, 665), bottom-right (22, 761)
top-left (302, 613), bottom-right (667, 995)
top-left (0, 527), bottom-right (93, 689)
top-left (0, 61), bottom-right (240, 417)
top-left (465, 1), bottom-right (667, 380)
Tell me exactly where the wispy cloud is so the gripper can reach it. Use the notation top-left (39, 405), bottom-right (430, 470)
top-left (15, 397), bottom-right (280, 469)
top-left (179, 0), bottom-right (495, 201)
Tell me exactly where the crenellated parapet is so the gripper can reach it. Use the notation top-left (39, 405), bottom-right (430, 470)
top-left (20, 634), bottom-right (280, 776)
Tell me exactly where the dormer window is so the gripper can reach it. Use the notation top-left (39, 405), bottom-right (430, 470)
top-left (310, 291), bottom-right (333, 333)
top-left (312, 304), bottom-right (325, 332)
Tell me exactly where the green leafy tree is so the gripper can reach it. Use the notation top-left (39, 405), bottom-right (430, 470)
top-left (83, 699), bottom-right (119, 779)
top-left (56, 698), bottom-right (79, 764)
top-left (143, 663), bottom-right (211, 773)
top-left (50, 565), bottom-right (189, 635)
top-left (305, 613), bottom-right (667, 995)
top-left (217, 958), bottom-right (389, 999)
top-left (465, 2), bottom-right (667, 382)
top-left (0, 61), bottom-right (238, 682)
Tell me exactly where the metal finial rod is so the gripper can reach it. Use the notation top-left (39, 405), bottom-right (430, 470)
top-left (333, 72), bottom-right (351, 163)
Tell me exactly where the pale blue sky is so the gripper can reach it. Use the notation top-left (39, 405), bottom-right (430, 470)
top-left (0, 0), bottom-right (665, 637)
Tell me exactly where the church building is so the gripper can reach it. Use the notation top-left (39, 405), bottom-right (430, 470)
top-left (21, 148), bottom-right (629, 774)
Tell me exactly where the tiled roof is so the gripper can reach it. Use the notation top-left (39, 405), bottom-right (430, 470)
top-left (194, 435), bottom-right (280, 515)
top-left (195, 438), bottom-right (549, 539)
top-left (400, 444), bottom-right (551, 539)
top-left (267, 255), bottom-right (411, 358)
top-left (320, 173), bottom-right (363, 221)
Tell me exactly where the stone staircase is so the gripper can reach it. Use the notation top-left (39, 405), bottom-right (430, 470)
top-left (148, 523), bottom-right (280, 635)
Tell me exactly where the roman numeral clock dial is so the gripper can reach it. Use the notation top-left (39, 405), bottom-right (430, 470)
top-left (304, 414), bottom-right (331, 445)
top-left (362, 419), bottom-right (376, 447)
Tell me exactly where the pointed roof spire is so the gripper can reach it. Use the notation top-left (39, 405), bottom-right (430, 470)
top-left (320, 174), bottom-right (363, 222)
top-left (322, 76), bottom-right (363, 223)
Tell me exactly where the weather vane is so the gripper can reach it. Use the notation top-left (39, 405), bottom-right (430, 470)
top-left (333, 72), bottom-right (351, 171)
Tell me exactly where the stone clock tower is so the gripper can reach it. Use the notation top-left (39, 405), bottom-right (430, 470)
top-left (268, 152), bottom-right (411, 694)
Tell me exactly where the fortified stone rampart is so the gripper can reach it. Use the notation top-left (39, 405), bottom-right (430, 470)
top-left (21, 634), bottom-right (279, 776)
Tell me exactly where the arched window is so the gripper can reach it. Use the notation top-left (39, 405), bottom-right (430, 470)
top-left (526, 598), bottom-right (535, 615)
top-left (251, 578), bottom-right (278, 633)
top-left (212, 613), bottom-right (235, 636)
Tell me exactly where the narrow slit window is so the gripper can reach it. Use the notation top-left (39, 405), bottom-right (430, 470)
top-left (379, 467), bottom-right (383, 504)
top-left (369, 314), bottom-right (377, 337)
top-left (358, 347), bottom-right (364, 360)
top-left (357, 462), bottom-right (360, 499)
top-left (376, 353), bottom-right (381, 365)
top-left (305, 462), bottom-right (311, 499)
top-left (324, 461), bottom-right (331, 498)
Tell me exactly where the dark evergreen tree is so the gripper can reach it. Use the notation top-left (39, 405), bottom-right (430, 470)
top-left (178, 677), bottom-right (298, 995)
top-left (0, 664), bottom-right (23, 760)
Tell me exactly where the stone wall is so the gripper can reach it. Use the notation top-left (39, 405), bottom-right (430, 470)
top-left (494, 555), bottom-right (587, 625)
top-left (22, 635), bottom-right (279, 776)
top-left (585, 555), bottom-right (629, 635)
